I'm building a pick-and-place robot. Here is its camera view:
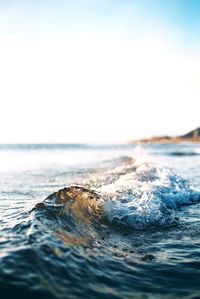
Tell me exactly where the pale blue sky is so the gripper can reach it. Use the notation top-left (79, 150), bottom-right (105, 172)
top-left (0, 0), bottom-right (199, 143)
top-left (1, 1), bottom-right (200, 34)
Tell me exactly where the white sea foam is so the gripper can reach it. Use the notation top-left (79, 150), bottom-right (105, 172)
top-left (98, 154), bottom-right (200, 229)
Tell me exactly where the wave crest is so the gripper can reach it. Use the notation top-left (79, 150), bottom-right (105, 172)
top-left (35, 158), bottom-right (200, 232)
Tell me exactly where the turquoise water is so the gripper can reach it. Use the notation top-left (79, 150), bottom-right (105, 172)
top-left (0, 143), bottom-right (200, 299)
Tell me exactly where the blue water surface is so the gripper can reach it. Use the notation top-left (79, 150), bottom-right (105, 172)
top-left (0, 143), bottom-right (200, 299)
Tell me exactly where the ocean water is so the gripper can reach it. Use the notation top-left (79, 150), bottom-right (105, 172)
top-left (0, 143), bottom-right (200, 299)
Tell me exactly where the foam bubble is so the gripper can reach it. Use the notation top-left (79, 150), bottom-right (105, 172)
top-left (99, 160), bottom-right (200, 229)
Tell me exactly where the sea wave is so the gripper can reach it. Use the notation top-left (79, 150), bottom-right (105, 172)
top-left (166, 151), bottom-right (200, 157)
top-left (35, 156), bottom-right (200, 234)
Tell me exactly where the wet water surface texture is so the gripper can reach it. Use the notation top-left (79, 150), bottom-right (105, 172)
top-left (0, 143), bottom-right (200, 299)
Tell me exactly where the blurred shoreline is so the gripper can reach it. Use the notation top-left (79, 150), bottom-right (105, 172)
top-left (132, 127), bottom-right (200, 144)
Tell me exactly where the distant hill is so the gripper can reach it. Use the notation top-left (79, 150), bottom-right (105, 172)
top-left (134, 127), bottom-right (200, 144)
top-left (179, 127), bottom-right (200, 139)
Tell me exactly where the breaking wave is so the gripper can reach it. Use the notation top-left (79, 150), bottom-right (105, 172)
top-left (35, 156), bottom-right (200, 234)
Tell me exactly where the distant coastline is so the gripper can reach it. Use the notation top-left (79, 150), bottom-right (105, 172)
top-left (133, 127), bottom-right (200, 144)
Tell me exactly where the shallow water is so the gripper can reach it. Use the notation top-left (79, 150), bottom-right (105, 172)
top-left (0, 143), bottom-right (200, 299)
